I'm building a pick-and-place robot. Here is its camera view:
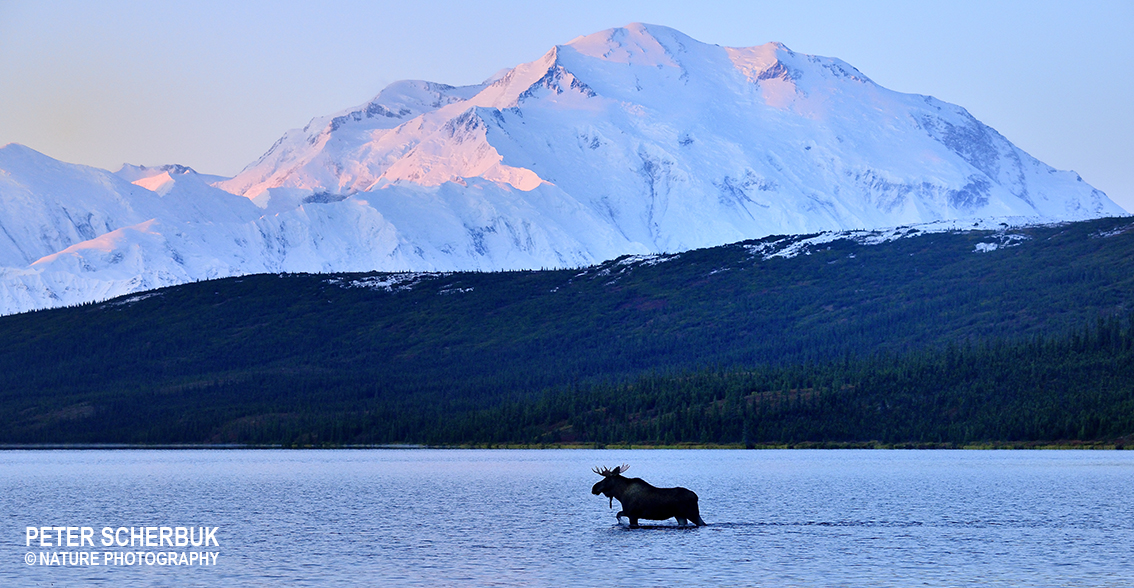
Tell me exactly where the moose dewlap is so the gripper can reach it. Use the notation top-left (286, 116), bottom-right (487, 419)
top-left (591, 464), bottom-right (706, 528)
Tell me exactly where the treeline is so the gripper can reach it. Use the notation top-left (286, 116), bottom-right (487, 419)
top-left (4, 313), bottom-right (1133, 446)
top-left (449, 314), bottom-right (1134, 446)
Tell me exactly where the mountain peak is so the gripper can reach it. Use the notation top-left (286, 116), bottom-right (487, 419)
top-left (0, 143), bottom-right (63, 169)
top-left (0, 142), bottom-right (32, 155)
top-left (563, 23), bottom-right (692, 67)
top-left (116, 163), bottom-right (197, 181)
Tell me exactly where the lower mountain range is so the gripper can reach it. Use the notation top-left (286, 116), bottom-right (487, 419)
top-left (2, 216), bottom-right (1132, 446)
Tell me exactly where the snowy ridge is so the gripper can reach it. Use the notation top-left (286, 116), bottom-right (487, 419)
top-left (0, 23), bottom-right (1126, 315)
top-left (325, 216), bottom-right (1061, 299)
top-left (742, 216), bottom-right (1050, 261)
top-left (325, 272), bottom-right (448, 293)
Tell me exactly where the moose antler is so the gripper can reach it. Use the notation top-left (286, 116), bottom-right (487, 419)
top-left (592, 464), bottom-right (630, 476)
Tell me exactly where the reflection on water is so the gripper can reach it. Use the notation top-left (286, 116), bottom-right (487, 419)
top-left (2, 449), bottom-right (1133, 586)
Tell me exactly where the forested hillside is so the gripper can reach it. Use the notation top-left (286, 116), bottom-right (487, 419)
top-left (1, 217), bottom-right (1132, 445)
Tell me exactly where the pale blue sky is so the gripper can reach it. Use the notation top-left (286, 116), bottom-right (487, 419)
top-left (1, 0), bottom-right (1131, 210)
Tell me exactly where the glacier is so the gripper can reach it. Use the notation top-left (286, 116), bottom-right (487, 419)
top-left (0, 23), bottom-right (1125, 315)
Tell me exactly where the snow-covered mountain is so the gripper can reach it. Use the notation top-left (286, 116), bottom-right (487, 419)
top-left (0, 23), bottom-right (1125, 315)
top-left (219, 24), bottom-right (1121, 241)
top-left (0, 145), bottom-right (264, 311)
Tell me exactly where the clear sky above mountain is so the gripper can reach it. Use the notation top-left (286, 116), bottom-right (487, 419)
top-left (1, 0), bottom-right (1131, 211)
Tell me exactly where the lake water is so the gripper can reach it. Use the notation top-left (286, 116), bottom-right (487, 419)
top-left (2, 449), bottom-right (1133, 587)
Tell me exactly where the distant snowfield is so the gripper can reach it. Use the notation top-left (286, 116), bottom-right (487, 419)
top-left (0, 23), bottom-right (1125, 315)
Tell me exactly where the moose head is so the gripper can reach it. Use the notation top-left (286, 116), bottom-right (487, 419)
top-left (591, 464), bottom-right (630, 508)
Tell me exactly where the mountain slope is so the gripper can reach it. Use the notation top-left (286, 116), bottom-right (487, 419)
top-left (0, 215), bottom-right (1131, 445)
top-left (0, 144), bottom-right (264, 312)
top-left (0, 143), bottom-right (169, 268)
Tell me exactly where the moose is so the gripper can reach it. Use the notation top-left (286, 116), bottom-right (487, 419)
top-left (591, 464), bottom-right (706, 528)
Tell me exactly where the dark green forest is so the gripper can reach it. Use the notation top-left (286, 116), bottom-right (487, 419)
top-left (1, 216), bottom-right (1132, 446)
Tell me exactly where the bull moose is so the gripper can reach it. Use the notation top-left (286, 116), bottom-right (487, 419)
top-left (591, 464), bottom-right (706, 528)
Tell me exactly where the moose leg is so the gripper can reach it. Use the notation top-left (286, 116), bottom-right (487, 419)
top-left (615, 510), bottom-right (625, 523)
top-left (686, 503), bottom-right (707, 526)
top-left (628, 517), bottom-right (640, 529)
top-left (676, 517), bottom-right (688, 526)
top-left (687, 509), bottom-right (706, 526)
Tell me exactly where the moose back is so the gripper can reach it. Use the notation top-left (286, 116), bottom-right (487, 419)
top-left (591, 464), bottom-right (706, 528)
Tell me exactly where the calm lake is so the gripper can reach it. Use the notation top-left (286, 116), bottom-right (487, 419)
top-left (2, 449), bottom-right (1132, 586)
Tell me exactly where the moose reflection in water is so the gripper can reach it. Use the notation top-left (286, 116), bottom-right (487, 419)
top-left (591, 464), bottom-right (707, 528)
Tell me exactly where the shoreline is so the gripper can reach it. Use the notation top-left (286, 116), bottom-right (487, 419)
top-left (1, 440), bottom-right (1129, 450)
